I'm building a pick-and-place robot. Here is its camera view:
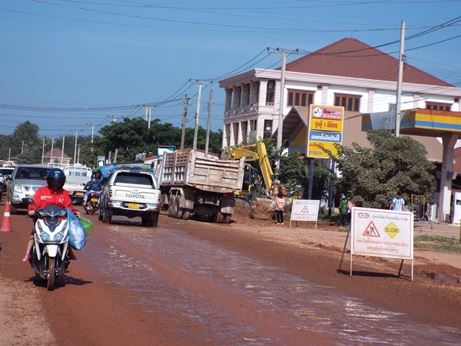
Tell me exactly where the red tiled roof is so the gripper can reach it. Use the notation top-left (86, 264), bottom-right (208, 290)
top-left (44, 148), bottom-right (70, 159)
top-left (286, 38), bottom-right (452, 87)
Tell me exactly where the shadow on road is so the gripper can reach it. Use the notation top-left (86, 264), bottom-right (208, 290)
top-left (337, 269), bottom-right (398, 278)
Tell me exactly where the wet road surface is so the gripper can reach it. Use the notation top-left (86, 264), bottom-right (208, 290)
top-left (81, 217), bottom-right (461, 345)
top-left (2, 208), bottom-right (460, 345)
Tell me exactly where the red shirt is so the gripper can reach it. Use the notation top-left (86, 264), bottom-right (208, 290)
top-left (28, 186), bottom-right (77, 213)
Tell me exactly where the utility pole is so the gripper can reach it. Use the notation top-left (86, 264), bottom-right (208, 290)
top-left (180, 95), bottom-right (189, 150)
top-left (205, 87), bottom-right (214, 157)
top-left (73, 131), bottom-right (78, 164)
top-left (61, 135), bottom-right (65, 165)
top-left (193, 82), bottom-right (203, 151)
top-left (77, 144), bottom-right (81, 164)
top-left (147, 106), bottom-right (153, 130)
top-left (395, 21), bottom-right (406, 138)
top-left (267, 47), bottom-right (299, 176)
top-left (113, 149), bottom-right (118, 164)
top-left (50, 138), bottom-right (54, 163)
top-left (41, 138), bottom-right (45, 164)
top-left (91, 124), bottom-right (95, 143)
top-left (21, 140), bottom-right (24, 154)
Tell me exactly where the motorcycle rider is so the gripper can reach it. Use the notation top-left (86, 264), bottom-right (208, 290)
top-left (22, 168), bottom-right (79, 262)
top-left (83, 170), bottom-right (103, 207)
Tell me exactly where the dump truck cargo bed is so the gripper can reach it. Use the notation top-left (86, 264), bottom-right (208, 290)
top-left (160, 150), bottom-right (245, 193)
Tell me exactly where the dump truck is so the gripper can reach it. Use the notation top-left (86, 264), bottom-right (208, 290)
top-left (157, 148), bottom-right (245, 223)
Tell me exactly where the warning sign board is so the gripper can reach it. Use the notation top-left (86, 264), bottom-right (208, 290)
top-left (363, 221), bottom-right (380, 237)
top-left (351, 207), bottom-right (413, 259)
top-left (290, 199), bottom-right (320, 222)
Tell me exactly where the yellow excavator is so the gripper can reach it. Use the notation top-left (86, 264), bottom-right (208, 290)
top-left (228, 141), bottom-right (278, 197)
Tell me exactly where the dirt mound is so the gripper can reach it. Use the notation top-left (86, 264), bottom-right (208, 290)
top-left (234, 197), bottom-right (276, 221)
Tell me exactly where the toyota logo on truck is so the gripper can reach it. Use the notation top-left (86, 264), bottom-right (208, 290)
top-left (126, 193), bottom-right (144, 199)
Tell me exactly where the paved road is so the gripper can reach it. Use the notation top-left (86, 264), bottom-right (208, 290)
top-left (1, 208), bottom-right (460, 345)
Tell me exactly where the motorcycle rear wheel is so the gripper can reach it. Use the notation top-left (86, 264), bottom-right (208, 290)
top-left (47, 258), bottom-right (56, 291)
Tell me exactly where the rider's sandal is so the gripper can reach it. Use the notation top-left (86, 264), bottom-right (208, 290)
top-left (22, 253), bottom-right (31, 262)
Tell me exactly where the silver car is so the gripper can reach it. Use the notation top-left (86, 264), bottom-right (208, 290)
top-left (7, 164), bottom-right (52, 213)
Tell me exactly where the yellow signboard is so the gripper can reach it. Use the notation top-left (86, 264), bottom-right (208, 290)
top-left (307, 105), bottom-right (344, 159)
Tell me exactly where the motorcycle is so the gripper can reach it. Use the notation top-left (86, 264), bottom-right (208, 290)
top-left (84, 191), bottom-right (100, 215)
top-left (29, 204), bottom-right (70, 290)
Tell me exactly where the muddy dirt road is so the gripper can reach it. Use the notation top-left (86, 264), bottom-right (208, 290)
top-left (1, 207), bottom-right (460, 345)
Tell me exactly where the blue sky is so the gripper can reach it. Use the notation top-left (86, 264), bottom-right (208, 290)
top-left (1, 0), bottom-right (460, 138)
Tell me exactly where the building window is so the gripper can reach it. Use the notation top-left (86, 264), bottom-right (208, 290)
top-left (263, 120), bottom-right (273, 139)
top-left (266, 80), bottom-right (275, 105)
top-left (287, 89), bottom-right (313, 107)
top-left (334, 94), bottom-right (361, 112)
top-left (426, 102), bottom-right (451, 111)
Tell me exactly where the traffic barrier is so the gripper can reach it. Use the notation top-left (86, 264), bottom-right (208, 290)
top-left (1, 201), bottom-right (12, 232)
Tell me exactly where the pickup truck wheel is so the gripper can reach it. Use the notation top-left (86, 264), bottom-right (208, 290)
top-left (102, 208), bottom-right (112, 224)
top-left (152, 212), bottom-right (159, 227)
top-left (10, 204), bottom-right (18, 215)
top-left (175, 197), bottom-right (183, 219)
top-left (142, 215), bottom-right (153, 227)
top-left (142, 212), bottom-right (159, 227)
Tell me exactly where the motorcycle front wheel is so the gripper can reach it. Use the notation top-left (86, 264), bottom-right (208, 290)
top-left (47, 257), bottom-right (56, 291)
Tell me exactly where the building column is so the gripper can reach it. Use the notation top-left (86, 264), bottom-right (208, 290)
top-left (321, 85), bottom-right (329, 105)
top-left (258, 80), bottom-right (268, 107)
top-left (438, 134), bottom-right (459, 222)
top-left (367, 90), bottom-right (375, 113)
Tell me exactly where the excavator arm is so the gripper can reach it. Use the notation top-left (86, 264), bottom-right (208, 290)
top-left (229, 142), bottom-right (273, 194)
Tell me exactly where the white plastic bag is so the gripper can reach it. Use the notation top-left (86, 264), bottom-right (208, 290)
top-left (67, 209), bottom-right (87, 250)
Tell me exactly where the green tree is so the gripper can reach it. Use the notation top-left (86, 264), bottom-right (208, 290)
top-left (336, 130), bottom-right (436, 208)
top-left (11, 122), bottom-right (41, 163)
top-left (97, 117), bottom-right (223, 163)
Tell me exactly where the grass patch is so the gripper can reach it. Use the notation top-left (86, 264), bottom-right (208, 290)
top-left (414, 235), bottom-right (461, 254)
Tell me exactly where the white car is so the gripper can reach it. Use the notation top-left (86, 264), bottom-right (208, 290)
top-left (7, 165), bottom-right (51, 213)
top-left (63, 165), bottom-right (93, 205)
top-left (99, 169), bottom-right (161, 227)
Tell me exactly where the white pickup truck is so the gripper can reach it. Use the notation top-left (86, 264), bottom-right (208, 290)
top-left (63, 165), bottom-right (93, 205)
top-left (99, 169), bottom-right (161, 227)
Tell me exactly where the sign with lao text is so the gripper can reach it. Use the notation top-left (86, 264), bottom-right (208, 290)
top-left (351, 207), bottom-right (413, 260)
top-left (290, 199), bottom-right (320, 222)
top-left (307, 105), bottom-right (344, 159)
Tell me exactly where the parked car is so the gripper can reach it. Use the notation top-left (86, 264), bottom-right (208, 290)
top-left (99, 169), bottom-right (161, 227)
top-left (7, 165), bottom-right (52, 213)
top-left (0, 167), bottom-right (15, 191)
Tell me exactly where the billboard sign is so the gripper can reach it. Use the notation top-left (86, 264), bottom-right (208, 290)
top-left (307, 105), bottom-right (344, 159)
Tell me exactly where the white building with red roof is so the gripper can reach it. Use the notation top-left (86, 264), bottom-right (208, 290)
top-left (219, 38), bottom-right (461, 222)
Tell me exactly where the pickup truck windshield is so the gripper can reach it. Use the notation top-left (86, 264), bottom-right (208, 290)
top-left (114, 172), bottom-right (154, 187)
top-left (15, 167), bottom-right (50, 180)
